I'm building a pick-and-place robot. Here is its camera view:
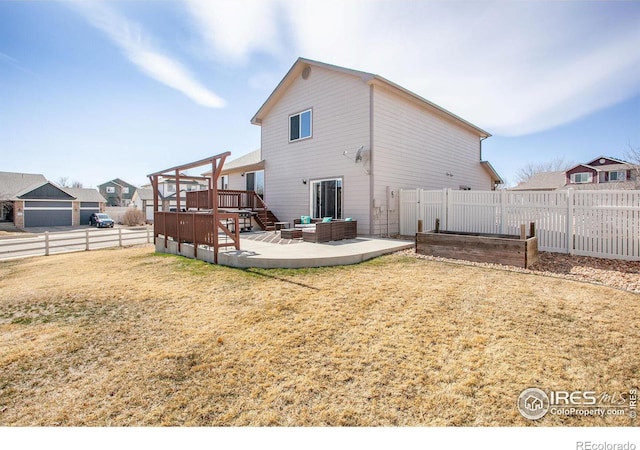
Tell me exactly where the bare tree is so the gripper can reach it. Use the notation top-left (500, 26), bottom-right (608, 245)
top-left (624, 142), bottom-right (640, 188)
top-left (514, 157), bottom-right (575, 184)
top-left (56, 177), bottom-right (83, 189)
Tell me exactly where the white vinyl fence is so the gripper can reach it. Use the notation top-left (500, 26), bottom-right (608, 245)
top-left (400, 189), bottom-right (640, 261)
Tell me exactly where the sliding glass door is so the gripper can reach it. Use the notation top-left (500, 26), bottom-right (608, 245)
top-left (311, 178), bottom-right (342, 219)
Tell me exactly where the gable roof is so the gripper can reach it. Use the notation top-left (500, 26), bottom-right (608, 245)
top-left (132, 187), bottom-right (160, 201)
top-left (480, 161), bottom-right (503, 185)
top-left (63, 187), bottom-right (107, 203)
top-left (251, 57), bottom-right (490, 138)
top-left (99, 178), bottom-right (137, 189)
top-left (510, 171), bottom-right (566, 191)
top-left (0, 171), bottom-right (48, 200)
top-left (222, 149), bottom-right (262, 172)
top-left (201, 149), bottom-right (264, 176)
top-left (584, 155), bottom-right (631, 166)
top-left (16, 181), bottom-right (76, 200)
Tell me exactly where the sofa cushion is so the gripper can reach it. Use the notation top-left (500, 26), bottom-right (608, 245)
top-left (322, 217), bottom-right (332, 223)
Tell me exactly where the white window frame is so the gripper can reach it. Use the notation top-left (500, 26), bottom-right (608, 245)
top-left (289, 109), bottom-right (312, 142)
top-left (106, 186), bottom-right (115, 194)
top-left (571, 172), bottom-right (592, 184)
top-left (608, 170), bottom-right (626, 182)
top-left (122, 187), bottom-right (129, 194)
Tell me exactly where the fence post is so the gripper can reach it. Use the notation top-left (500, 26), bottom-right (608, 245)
top-left (567, 189), bottom-right (574, 255)
top-left (85, 229), bottom-right (90, 251)
top-left (415, 188), bottom-right (421, 236)
top-left (444, 188), bottom-right (450, 230)
top-left (500, 189), bottom-right (506, 234)
top-left (44, 231), bottom-right (49, 256)
top-left (118, 228), bottom-right (122, 247)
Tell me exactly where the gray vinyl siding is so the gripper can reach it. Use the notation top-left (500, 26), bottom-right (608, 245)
top-left (261, 65), bottom-right (371, 233)
top-left (371, 84), bottom-right (491, 235)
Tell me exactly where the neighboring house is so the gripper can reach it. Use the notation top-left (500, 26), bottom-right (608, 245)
top-left (139, 176), bottom-right (207, 214)
top-left (510, 171), bottom-right (566, 191)
top-left (131, 187), bottom-right (158, 222)
top-left (0, 171), bottom-right (106, 228)
top-left (250, 57), bottom-right (502, 235)
top-left (510, 156), bottom-right (639, 191)
top-left (150, 175), bottom-right (207, 198)
top-left (203, 149), bottom-right (264, 195)
top-left (564, 156), bottom-right (638, 189)
top-left (98, 178), bottom-right (137, 206)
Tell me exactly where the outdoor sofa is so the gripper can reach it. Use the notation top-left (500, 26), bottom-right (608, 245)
top-left (292, 217), bottom-right (357, 243)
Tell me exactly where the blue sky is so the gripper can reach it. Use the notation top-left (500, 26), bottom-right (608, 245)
top-left (1, 0), bottom-right (639, 188)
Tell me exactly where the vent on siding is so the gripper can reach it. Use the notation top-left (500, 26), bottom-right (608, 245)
top-left (301, 65), bottom-right (311, 80)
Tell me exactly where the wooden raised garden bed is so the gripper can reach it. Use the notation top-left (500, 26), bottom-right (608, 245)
top-left (416, 223), bottom-right (539, 269)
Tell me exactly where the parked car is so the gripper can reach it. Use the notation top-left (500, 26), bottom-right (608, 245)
top-left (89, 213), bottom-right (115, 228)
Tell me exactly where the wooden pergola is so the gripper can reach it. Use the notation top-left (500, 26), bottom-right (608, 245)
top-left (147, 152), bottom-right (240, 263)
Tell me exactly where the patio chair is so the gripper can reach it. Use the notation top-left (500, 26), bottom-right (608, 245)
top-left (301, 221), bottom-right (332, 243)
top-left (343, 220), bottom-right (357, 239)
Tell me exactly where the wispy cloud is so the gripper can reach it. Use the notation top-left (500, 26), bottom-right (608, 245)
top-left (0, 51), bottom-right (39, 77)
top-left (73, 1), bottom-right (225, 108)
top-left (183, 0), bottom-right (282, 64)
top-left (182, 0), bottom-right (640, 136)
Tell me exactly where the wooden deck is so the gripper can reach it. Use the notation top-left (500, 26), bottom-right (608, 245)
top-left (186, 189), bottom-right (278, 231)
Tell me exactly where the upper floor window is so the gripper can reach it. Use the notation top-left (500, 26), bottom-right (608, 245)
top-left (608, 171), bottom-right (626, 182)
top-left (167, 184), bottom-right (176, 192)
top-left (106, 186), bottom-right (115, 194)
top-left (571, 172), bottom-right (592, 184)
top-left (289, 109), bottom-right (312, 142)
top-left (122, 187), bottom-right (129, 194)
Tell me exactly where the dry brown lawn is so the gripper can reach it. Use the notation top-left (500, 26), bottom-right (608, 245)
top-left (0, 246), bottom-right (638, 426)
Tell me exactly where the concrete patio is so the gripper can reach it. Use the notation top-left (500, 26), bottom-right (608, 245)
top-left (156, 231), bottom-right (414, 269)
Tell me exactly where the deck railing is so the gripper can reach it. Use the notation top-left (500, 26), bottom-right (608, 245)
top-left (186, 189), bottom-right (266, 211)
top-left (154, 211), bottom-right (240, 263)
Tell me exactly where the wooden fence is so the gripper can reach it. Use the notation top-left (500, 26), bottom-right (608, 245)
top-left (0, 227), bottom-right (152, 261)
top-left (400, 189), bottom-right (640, 260)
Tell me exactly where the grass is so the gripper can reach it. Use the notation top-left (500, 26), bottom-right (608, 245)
top-left (0, 246), bottom-right (638, 426)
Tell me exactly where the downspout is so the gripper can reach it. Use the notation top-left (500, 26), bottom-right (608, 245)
top-left (479, 135), bottom-right (492, 189)
top-left (479, 135), bottom-right (488, 161)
